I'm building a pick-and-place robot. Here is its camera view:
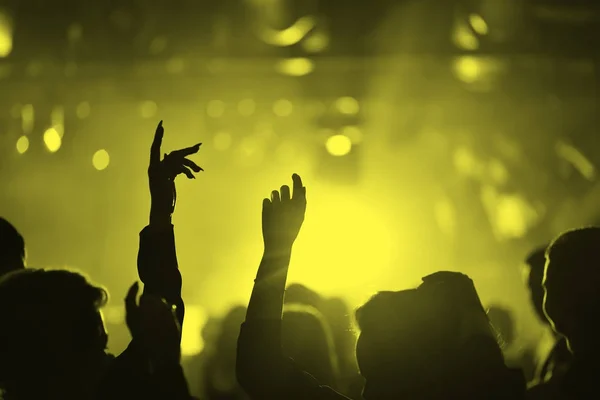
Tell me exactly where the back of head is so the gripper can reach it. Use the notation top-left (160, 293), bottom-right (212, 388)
top-left (523, 246), bottom-right (548, 323)
top-left (284, 283), bottom-right (323, 309)
top-left (282, 304), bottom-right (340, 389)
top-left (0, 218), bottom-right (25, 276)
top-left (544, 227), bottom-right (600, 341)
top-left (355, 272), bottom-right (511, 399)
top-left (0, 268), bottom-right (109, 398)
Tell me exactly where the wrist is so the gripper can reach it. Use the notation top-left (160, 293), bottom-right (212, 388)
top-left (263, 244), bottom-right (293, 258)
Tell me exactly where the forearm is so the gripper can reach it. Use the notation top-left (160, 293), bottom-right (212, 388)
top-left (138, 221), bottom-right (184, 324)
top-left (246, 247), bottom-right (292, 321)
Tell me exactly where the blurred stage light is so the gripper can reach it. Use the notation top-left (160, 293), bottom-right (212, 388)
top-left (213, 131), bottom-right (232, 151)
top-left (20, 104), bottom-right (34, 134)
top-left (452, 56), bottom-right (482, 83)
top-left (258, 16), bottom-right (317, 47)
top-left (452, 22), bottom-right (479, 50)
top-left (302, 32), bottom-right (329, 53)
top-left (43, 128), bottom-right (62, 153)
top-left (341, 126), bottom-right (363, 144)
top-left (334, 97), bottom-right (360, 115)
top-left (452, 56), bottom-right (507, 87)
top-left (67, 23), bottom-right (83, 44)
top-left (149, 36), bottom-right (168, 55)
top-left (92, 149), bottom-right (110, 171)
top-left (76, 102), bottom-right (91, 119)
top-left (238, 99), bottom-right (256, 116)
top-left (0, 9), bottom-right (13, 58)
top-left (289, 192), bottom-right (393, 295)
top-left (325, 134), bottom-right (352, 157)
top-left (207, 100), bottom-right (226, 118)
top-left (469, 14), bottom-right (489, 35)
top-left (273, 99), bottom-right (293, 117)
top-left (16, 136), bottom-right (29, 154)
top-left (139, 101), bottom-right (158, 119)
top-left (166, 57), bottom-right (185, 74)
top-left (51, 106), bottom-right (65, 138)
top-left (275, 57), bottom-right (315, 77)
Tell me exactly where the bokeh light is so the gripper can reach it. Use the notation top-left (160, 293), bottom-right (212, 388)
top-left (258, 16), bottom-right (317, 47)
top-left (273, 99), bottom-right (293, 117)
top-left (43, 128), bottom-right (62, 153)
top-left (325, 134), bottom-right (352, 156)
top-left (275, 58), bottom-right (315, 77)
top-left (469, 14), bottom-right (489, 35)
top-left (76, 101), bottom-right (91, 119)
top-left (16, 136), bottom-right (29, 154)
top-left (238, 99), bottom-right (256, 116)
top-left (452, 22), bottom-right (479, 51)
top-left (139, 101), bottom-right (158, 118)
top-left (453, 56), bottom-right (483, 83)
top-left (207, 100), bottom-right (226, 118)
top-left (213, 131), bottom-right (232, 151)
top-left (342, 126), bottom-right (363, 144)
top-left (0, 10), bottom-right (13, 58)
top-left (302, 32), bottom-right (329, 53)
top-left (149, 36), bottom-right (168, 54)
top-left (334, 97), bottom-right (360, 115)
top-left (92, 149), bottom-right (110, 170)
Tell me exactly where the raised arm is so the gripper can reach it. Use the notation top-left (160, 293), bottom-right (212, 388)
top-left (139, 120), bottom-right (202, 325)
top-left (237, 174), bottom-right (349, 400)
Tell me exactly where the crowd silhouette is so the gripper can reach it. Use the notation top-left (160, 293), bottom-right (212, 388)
top-left (0, 121), bottom-right (597, 399)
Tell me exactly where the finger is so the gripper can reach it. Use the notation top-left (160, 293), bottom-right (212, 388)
top-left (169, 143), bottom-right (202, 159)
top-left (179, 165), bottom-right (195, 179)
top-left (262, 198), bottom-right (272, 211)
top-left (150, 121), bottom-right (164, 167)
top-left (125, 282), bottom-right (140, 322)
top-left (271, 190), bottom-right (281, 204)
top-left (291, 174), bottom-right (304, 200)
top-left (280, 185), bottom-right (291, 202)
top-left (182, 158), bottom-right (203, 172)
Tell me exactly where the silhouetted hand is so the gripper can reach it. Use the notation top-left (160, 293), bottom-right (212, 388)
top-left (262, 174), bottom-right (307, 252)
top-left (148, 121), bottom-right (202, 224)
top-left (125, 282), bottom-right (182, 368)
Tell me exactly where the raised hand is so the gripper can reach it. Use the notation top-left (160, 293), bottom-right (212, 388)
top-left (148, 121), bottom-right (203, 224)
top-left (125, 282), bottom-right (182, 368)
top-left (262, 174), bottom-right (307, 252)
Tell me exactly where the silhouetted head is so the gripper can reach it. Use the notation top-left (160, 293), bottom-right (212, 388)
top-left (544, 227), bottom-right (600, 354)
top-left (205, 305), bottom-right (248, 394)
top-left (487, 305), bottom-right (515, 346)
top-left (355, 272), bottom-right (504, 400)
top-left (522, 246), bottom-right (547, 323)
top-left (282, 304), bottom-right (340, 389)
top-left (0, 269), bottom-right (110, 399)
top-left (284, 283), bottom-right (323, 309)
top-left (0, 218), bottom-right (26, 276)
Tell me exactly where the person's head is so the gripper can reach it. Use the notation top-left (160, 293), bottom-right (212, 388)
top-left (522, 246), bottom-right (548, 323)
top-left (543, 227), bottom-right (600, 353)
top-left (282, 304), bottom-right (340, 389)
top-left (284, 283), bottom-right (323, 309)
top-left (354, 272), bottom-right (503, 400)
top-left (0, 218), bottom-right (26, 276)
top-left (0, 268), bottom-right (110, 399)
top-left (487, 305), bottom-right (515, 346)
